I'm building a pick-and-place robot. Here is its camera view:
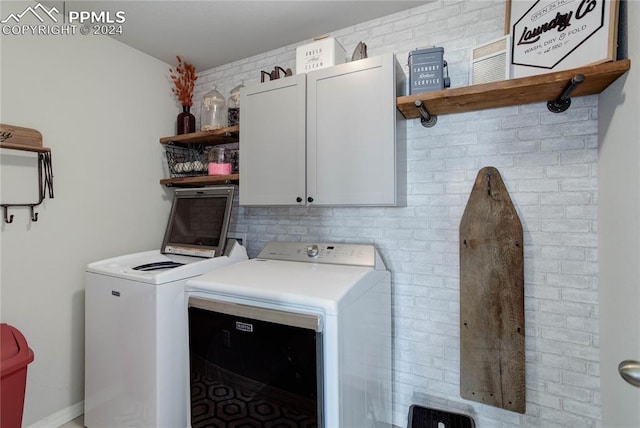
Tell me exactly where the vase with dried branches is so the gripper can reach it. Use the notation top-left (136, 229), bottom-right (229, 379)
top-left (169, 56), bottom-right (198, 134)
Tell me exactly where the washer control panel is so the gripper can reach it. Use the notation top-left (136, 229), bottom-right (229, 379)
top-left (257, 241), bottom-right (379, 267)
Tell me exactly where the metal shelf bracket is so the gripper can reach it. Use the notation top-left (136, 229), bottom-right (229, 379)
top-left (547, 74), bottom-right (585, 113)
top-left (1, 151), bottom-right (54, 223)
top-left (1, 124), bottom-right (54, 224)
top-left (415, 100), bottom-right (437, 127)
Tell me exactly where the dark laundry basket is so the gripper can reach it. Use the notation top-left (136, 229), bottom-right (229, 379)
top-left (408, 405), bottom-right (475, 428)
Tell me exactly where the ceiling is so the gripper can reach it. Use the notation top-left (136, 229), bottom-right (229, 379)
top-left (62, 1), bottom-right (429, 71)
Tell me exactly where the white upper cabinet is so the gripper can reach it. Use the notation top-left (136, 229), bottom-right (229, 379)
top-left (239, 74), bottom-right (306, 206)
top-left (240, 53), bottom-right (403, 206)
top-left (307, 54), bottom-right (400, 206)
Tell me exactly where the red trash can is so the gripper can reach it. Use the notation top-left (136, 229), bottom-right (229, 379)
top-left (1, 323), bottom-right (35, 428)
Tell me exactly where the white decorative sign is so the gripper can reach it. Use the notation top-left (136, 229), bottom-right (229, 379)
top-left (509, 0), bottom-right (618, 77)
top-left (295, 37), bottom-right (346, 74)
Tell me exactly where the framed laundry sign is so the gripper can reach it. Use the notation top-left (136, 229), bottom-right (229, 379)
top-left (506, 0), bottom-right (619, 77)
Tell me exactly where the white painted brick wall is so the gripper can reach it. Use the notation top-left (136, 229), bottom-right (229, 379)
top-left (196, 1), bottom-right (602, 427)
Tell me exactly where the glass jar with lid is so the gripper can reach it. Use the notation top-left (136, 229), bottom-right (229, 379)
top-left (207, 146), bottom-right (232, 175)
top-left (227, 81), bottom-right (244, 127)
top-left (200, 86), bottom-right (227, 131)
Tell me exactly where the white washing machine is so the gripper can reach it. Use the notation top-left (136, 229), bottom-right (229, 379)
top-left (84, 187), bottom-right (248, 428)
top-left (185, 241), bottom-right (392, 428)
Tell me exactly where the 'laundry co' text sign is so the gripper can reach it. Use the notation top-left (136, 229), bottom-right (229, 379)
top-left (509, 0), bottom-right (618, 77)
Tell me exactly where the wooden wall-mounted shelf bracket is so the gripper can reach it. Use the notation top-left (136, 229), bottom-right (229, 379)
top-left (0, 124), bottom-right (54, 223)
top-left (547, 74), bottom-right (585, 113)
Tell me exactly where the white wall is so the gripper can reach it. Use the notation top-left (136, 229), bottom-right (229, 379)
top-left (0, 8), bottom-right (176, 425)
top-left (0, 1), bottom-right (629, 427)
top-left (201, 1), bottom-right (606, 427)
top-left (598, 0), bottom-right (640, 426)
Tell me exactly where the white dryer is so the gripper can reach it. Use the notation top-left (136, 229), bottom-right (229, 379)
top-left (185, 241), bottom-right (392, 428)
top-left (84, 186), bottom-right (248, 428)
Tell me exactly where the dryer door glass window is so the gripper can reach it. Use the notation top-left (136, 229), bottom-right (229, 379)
top-left (188, 301), bottom-right (323, 428)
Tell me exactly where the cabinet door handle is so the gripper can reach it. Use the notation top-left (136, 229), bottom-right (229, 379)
top-left (307, 197), bottom-right (314, 203)
top-left (619, 360), bottom-right (640, 387)
top-left (296, 197), bottom-right (302, 203)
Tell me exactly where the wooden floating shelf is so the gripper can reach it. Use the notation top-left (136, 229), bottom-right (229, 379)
top-left (160, 174), bottom-right (239, 187)
top-left (0, 142), bottom-right (51, 153)
top-left (159, 125), bottom-right (239, 146)
top-left (0, 123), bottom-right (50, 153)
top-left (396, 59), bottom-right (631, 119)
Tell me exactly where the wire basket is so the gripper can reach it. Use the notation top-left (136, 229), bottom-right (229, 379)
top-left (165, 144), bottom-right (208, 178)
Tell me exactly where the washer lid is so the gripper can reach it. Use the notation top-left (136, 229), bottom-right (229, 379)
top-left (186, 258), bottom-right (387, 314)
top-left (161, 186), bottom-right (235, 258)
top-left (86, 244), bottom-right (247, 284)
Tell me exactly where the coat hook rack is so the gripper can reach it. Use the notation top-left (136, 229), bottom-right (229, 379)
top-left (0, 124), bottom-right (54, 224)
top-left (547, 74), bottom-right (585, 113)
top-left (415, 100), bottom-right (437, 127)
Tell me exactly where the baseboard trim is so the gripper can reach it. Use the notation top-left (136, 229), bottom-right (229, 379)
top-left (26, 401), bottom-right (84, 428)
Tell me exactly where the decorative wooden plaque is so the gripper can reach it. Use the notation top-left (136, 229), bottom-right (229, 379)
top-left (459, 167), bottom-right (525, 414)
top-left (507, 0), bottom-right (619, 78)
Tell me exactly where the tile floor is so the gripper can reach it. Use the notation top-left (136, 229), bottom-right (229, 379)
top-left (59, 415), bottom-right (83, 428)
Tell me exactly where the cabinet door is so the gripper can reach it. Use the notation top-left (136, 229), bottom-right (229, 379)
top-left (306, 54), bottom-right (398, 205)
top-left (240, 74), bottom-right (306, 206)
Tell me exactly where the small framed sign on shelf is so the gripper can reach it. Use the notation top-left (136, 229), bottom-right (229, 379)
top-left (506, 0), bottom-right (619, 78)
